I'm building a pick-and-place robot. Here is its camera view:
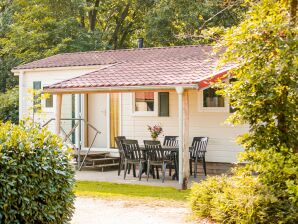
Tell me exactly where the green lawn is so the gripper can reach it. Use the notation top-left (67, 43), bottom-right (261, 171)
top-left (75, 181), bottom-right (189, 201)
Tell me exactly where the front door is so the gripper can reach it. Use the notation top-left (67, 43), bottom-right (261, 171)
top-left (87, 93), bottom-right (107, 148)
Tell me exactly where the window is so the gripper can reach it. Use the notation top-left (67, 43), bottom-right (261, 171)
top-left (203, 88), bottom-right (225, 107)
top-left (33, 81), bottom-right (41, 112)
top-left (133, 92), bottom-right (170, 116)
top-left (135, 92), bottom-right (155, 112)
top-left (198, 87), bottom-right (229, 112)
top-left (158, 92), bottom-right (169, 117)
top-left (45, 94), bottom-right (53, 108)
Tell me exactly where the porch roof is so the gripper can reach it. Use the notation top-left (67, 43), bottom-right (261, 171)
top-left (36, 45), bottom-right (234, 93)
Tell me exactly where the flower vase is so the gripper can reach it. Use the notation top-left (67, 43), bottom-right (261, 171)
top-left (151, 135), bottom-right (158, 141)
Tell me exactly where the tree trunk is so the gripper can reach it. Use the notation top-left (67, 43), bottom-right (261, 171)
top-left (88, 0), bottom-right (100, 31)
top-left (118, 22), bottom-right (134, 48)
top-left (80, 8), bottom-right (86, 28)
top-left (109, 3), bottom-right (130, 49)
top-left (290, 0), bottom-right (297, 24)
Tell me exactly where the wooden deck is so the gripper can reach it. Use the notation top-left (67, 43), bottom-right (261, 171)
top-left (75, 162), bottom-right (236, 188)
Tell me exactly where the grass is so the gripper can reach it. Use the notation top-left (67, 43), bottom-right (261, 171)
top-left (75, 181), bottom-right (190, 201)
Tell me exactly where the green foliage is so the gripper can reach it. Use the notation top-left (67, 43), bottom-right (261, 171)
top-left (217, 0), bottom-right (298, 151)
top-left (0, 122), bottom-right (75, 223)
top-left (190, 0), bottom-right (298, 223)
top-left (144, 0), bottom-right (246, 46)
top-left (1, 0), bottom-right (84, 63)
top-left (0, 87), bottom-right (18, 123)
top-left (190, 175), bottom-right (261, 223)
top-left (190, 150), bottom-right (298, 223)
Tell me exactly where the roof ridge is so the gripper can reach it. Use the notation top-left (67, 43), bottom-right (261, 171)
top-left (14, 44), bottom-right (216, 70)
top-left (57, 44), bottom-right (213, 56)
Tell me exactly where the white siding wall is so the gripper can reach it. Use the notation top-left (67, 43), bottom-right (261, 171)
top-left (18, 67), bottom-right (248, 163)
top-left (19, 67), bottom-right (102, 132)
top-left (121, 91), bottom-right (247, 163)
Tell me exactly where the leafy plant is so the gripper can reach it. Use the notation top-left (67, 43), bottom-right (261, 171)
top-left (190, 0), bottom-right (298, 223)
top-left (0, 122), bottom-right (75, 223)
top-left (190, 155), bottom-right (298, 223)
top-left (0, 87), bottom-right (18, 123)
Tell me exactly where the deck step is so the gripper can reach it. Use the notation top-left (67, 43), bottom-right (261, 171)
top-left (92, 163), bottom-right (119, 168)
top-left (72, 151), bottom-right (109, 157)
top-left (83, 162), bottom-right (119, 171)
top-left (82, 163), bottom-right (118, 168)
top-left (85, 158), bottom-right (118, 162)
top-left (72, 149), bottom-right (120, 171)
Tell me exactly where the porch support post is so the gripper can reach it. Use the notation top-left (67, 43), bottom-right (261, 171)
top-left (182, 90), bottom-right (190, 189)
top-left (55, 93), bottom-right (62, 135)
top-left (106, 93), bottom-right (111, 150)
top-left (176, 87), bottom-right (183, 187)
top-left (176, 86), bottom-right (189, 189)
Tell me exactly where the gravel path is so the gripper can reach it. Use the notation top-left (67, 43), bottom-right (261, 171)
top-left (72, 197), bottom-right (194, 224)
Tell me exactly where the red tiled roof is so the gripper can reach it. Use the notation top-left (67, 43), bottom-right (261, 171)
top-left (15, 45), bottom-right (234, 91)
top-left (45, 58), bottom-right (232, 90)
top-left (14, 45), bottom-right (214, 70)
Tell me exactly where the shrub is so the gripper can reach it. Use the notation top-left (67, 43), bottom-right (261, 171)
top-left (0, 122), bottom-right (75, 223)
top-left (190, 0), bottom-right (298, 223)
top-left (0, 87), bottom-right (19, 124)
top-left (190, 148), bottom-right (298, 223)
top-left (190, 175), bottom-right (231, 218)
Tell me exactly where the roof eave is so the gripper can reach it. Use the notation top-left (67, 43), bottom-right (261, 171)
top-left (43, 84), bottom-right (198, 94)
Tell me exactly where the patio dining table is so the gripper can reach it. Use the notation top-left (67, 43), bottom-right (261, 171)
top-left (139, 145), bottom-right (179, 180)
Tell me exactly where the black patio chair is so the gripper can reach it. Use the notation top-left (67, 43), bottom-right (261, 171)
top-left (163, 136), bottom-right (179, 147)
top-left (189, 137), bottom-right (208, 178)
top-left (163, 136), bottom-right (178, 176)
top-left (115, 136), bottom-right (126, 176)
top-left (144, 140), bottom-right (172, 183)
top-left (121, 140), bottom-right (146, 180)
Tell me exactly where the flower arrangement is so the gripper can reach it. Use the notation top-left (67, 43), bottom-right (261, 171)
top-left (147, 124), bottom-right (163, 140)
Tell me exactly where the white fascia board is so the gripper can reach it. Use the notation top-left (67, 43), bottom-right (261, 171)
top-left (12, 65), bottom-right (106, 75)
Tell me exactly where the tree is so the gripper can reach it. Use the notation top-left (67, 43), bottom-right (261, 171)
top-left (190, 0), bottom-right (298, 222)
top-left (0, 86), bottom-right (18, 123)
top-left (81, 0), bottom-right (154, 49)
top-left (144, 0), bottom-right (246, 46)
top-left (217, 0), bottom-right (297, 152)
top-left (0, 0), bottom-right (17, 92)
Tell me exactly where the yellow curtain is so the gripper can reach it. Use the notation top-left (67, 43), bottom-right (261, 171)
top-left (110, 93), bottom-right (119, 148)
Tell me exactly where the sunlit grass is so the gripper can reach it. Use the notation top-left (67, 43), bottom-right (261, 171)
top-left (75, 181), bottom-right (189, 201)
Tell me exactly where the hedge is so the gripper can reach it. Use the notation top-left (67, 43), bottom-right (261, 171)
top-left (0, 122), bottom-right (75, 223)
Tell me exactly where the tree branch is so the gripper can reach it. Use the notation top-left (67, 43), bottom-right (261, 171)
top-left (199, 1), bottom-right (240, 31)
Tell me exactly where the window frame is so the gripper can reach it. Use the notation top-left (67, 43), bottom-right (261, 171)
top-left (33, 81), bottom-right (55, 112)
top-left (132, 92), bottom-right (159, 116)
top-left (198, 86), bottom-right (229, 113)
top-left (45, 94), bottom-right (54, 108)
top-left (33, 81), bottom-right (42, 112)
